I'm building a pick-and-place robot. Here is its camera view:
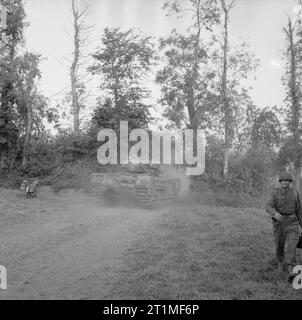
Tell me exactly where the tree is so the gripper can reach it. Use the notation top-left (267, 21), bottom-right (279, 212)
top-left (163, 0), bottom-right (220, 32)
top-left (250, 107), bottom-right (282, 148)
top-left (14, 52), bottom-right (47, 167)
top-left (159, 0), bottom-right (258, 172)
top-left (297, 2), bottom-right (302, 66)
top-left (0, 1), bottom-right (48, 171)
top-left (70, 0), bottom-right (91, 134)
top-left (0, 0), bottom-right (27, 174)
top-left (212, 0), bottom-right (259, 177)
top-left (156, 31), bottom-right (217, 131)
top-left (157, 0), bottom-right (220, 131)
top-left (0, 0), bottom-right (27, 111)
top-left (219, 0), bottom-right (234, 178)
top-left (281, 14), bottom-right (302, 192)
top-left (89, 27), bottom-right (157, 133)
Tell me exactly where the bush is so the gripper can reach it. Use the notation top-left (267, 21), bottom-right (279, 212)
top-left (191, 144), bottom-right (276, 207)
top-left (53, 133), bottom-right (95, 163)
top-left (49, 161), bottom-right (96, 192)
top-left (1, 130), bottom-right (109, 192)
top-left (21, 133), bottom-right (95, 176)
top-left (228, 145), bottom-right (275, 197)
top-left (0, 171), bottom-right (25, 189)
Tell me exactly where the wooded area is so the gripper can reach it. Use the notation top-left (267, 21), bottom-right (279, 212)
top-left (0, 0), bottom-right (302, 204)
top-left (2, 0), bottom-right (302, 301)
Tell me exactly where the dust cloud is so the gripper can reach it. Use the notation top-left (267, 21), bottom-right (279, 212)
top-left (161, 165), bottom-right (191, 198)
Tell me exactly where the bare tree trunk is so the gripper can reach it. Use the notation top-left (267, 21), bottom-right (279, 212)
top-left (70, 0), bottom-right (90, 134)
top-left (186, 0), bottom-right (201, 162)
top-left (284, 18), bottom-right (301, 194)
top-left (22, 104), bottom-right (32, 167)
top-left (71, 0), bottom-right (80, 134)
top-left (223, 146), bottom-right (229, 178)
top-left (220, 0), bottom-right (235, 178)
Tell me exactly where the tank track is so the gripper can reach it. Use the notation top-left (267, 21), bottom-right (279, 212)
top-left (90, 173), bottom-right (180, 208)
top-left (135, 176), bottom-right (180, 208)
top-left (90, 173), bottom-right (107, 196)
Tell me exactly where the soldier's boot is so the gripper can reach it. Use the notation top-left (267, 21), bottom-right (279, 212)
top-left (285, 219), bottom-right (300, 283)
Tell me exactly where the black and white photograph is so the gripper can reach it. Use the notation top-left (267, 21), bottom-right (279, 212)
top-left (0, 0), bottom-right (302, 302)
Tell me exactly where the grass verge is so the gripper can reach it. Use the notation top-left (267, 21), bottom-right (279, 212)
top-left (103, 203), bottom-right (302, 299)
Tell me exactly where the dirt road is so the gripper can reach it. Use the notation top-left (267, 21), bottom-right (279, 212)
top-left (2, 186), bottom-right (301, 300)
top-left (0, 187), bottom-right (169, 299)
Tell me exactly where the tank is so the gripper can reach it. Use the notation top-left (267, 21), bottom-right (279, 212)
top-left (90, 164), bottom-right (181, 208)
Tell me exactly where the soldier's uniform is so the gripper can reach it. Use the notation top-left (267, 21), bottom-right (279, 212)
top-left (266, 175), bottom-right (302, 276)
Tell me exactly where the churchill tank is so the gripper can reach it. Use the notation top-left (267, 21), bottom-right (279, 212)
top-left (90, 164), bottom-right (181, 208)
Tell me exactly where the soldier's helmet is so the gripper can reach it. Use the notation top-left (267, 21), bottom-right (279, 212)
top-left (279, 171), bottom-right (293, 182)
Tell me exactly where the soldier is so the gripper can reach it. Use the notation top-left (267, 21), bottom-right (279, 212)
top-left (266, 171), bottom-right (302, 282)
